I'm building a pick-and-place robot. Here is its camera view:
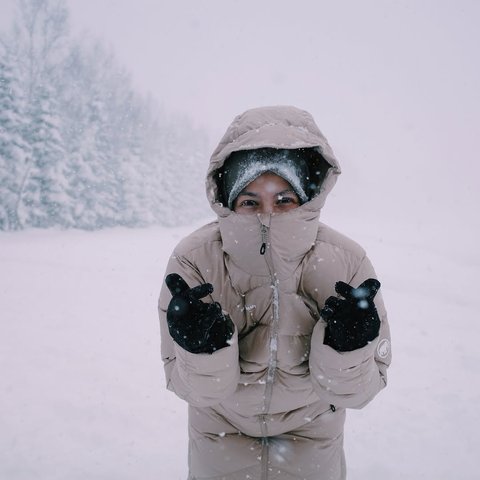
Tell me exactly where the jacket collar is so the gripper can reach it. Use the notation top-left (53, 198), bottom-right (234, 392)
top-left (219, 205), bottom-right (320, 279)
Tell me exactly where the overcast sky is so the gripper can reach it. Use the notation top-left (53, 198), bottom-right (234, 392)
top-left (2, 0), bottom-right (479, 245)
top-left (62, 1), bottom-right (479, 145)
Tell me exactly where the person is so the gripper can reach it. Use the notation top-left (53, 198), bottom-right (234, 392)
top-left (158, 105), bottom-right (391, 480)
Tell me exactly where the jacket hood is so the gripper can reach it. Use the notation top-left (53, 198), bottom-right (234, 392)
top-left (206, 105), bottom-right (341, 217)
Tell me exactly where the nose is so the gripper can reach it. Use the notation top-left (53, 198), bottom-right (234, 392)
top-left (259, 201), bottom-right (274, 214)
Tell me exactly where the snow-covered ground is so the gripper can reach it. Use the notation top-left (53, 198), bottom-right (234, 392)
top-left (1, 216), bottom-right (478, 480)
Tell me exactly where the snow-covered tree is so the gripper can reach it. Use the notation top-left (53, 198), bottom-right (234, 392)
top-left (11, 0), bottom-right (69, 101)
top-left (3, 0), bottom-right (71, 228)
top-left (0, 48), bottom-right (30, 230)
top-left (19, 81), bottom-right (71, 227)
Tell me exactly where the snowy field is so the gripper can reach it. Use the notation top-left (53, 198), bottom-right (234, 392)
top-left (1, 216), bottom-right (479, 480)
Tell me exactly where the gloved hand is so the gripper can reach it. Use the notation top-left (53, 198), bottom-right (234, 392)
top-left (165, 273), bottom-right (234, 354)
top-left (321, 278), bottom-right (381, 352)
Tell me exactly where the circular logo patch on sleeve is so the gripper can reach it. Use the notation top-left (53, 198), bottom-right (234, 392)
top-left (377, 338), bottom-right (391, 359)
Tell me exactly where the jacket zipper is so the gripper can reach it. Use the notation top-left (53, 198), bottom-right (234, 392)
top-left (257, 218), bottom-right (278, 408)
top-left (257, 216), bottom-right (281, 480)
top-left (257, 218), bottom-right (277, 409)
top-left (256, 217), bottom-right (334, 477)
top-left (260, 224), bottom-right (268, 255)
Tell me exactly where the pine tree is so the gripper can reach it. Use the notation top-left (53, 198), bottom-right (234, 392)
top-left (58, 42), bottom-right (115, 229)
top-left (5, 0), bottom-right (71, 228)
top-left (0, 48), bottom-right (30, 230)
top-left (19, 81), bottom-right (71, 227)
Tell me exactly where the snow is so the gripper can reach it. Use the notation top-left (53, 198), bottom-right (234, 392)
top-left (1, 215), bottom-right (478, 480)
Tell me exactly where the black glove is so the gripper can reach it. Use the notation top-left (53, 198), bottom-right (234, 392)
top-left (165, 273), bottom-right (234, 354)
top-left (321, 278), bottom-right (381, 352)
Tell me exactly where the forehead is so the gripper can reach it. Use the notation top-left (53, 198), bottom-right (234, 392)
top-left (241, 172), bottom-right (294, 194)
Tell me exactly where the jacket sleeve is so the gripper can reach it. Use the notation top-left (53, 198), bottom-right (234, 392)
top-left (158, 250), bottom-right (240, 407)
top-left (309, 255), bottom-right (392, 409)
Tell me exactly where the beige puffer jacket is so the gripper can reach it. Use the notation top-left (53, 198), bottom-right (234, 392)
top-left (158, 106), bottom-right (391, 480)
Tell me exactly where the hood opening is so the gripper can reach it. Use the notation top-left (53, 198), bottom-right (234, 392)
top-left (212, 147), bottom-right (332, 208)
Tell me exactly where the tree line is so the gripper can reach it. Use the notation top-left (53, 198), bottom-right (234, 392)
top-left (0, 0), bottom-right (209, 230)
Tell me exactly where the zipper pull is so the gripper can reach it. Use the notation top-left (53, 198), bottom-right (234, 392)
top-left (260, 224), bottom-right (267, 255)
